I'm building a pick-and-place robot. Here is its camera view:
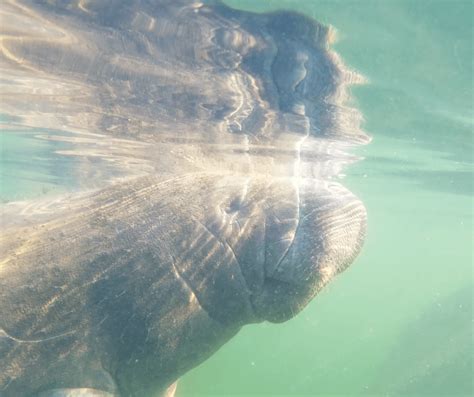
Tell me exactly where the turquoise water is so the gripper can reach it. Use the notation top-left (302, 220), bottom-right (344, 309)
top-left (0, 125), bottom-right (78, 202)
top-left (1, 0), bottom-right (472, 396)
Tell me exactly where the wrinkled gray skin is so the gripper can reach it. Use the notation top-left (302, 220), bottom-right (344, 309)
top-left (0, 1), bottom-right (369, 396)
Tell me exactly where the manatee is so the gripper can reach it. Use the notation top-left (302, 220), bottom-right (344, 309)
top-left (0, 1), bottom-right (369, 396)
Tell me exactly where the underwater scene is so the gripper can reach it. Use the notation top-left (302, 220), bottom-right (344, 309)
top-left (0, 0), bottom-right (472, 396)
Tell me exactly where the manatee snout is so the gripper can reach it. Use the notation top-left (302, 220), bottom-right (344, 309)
top-left (250, 179), bottom-right (367, 323)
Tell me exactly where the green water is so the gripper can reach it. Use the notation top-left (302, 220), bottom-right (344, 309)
top-left (0, 126), bottom-right (78, 202)
top-left (177, 1), bottom-right (473, 396)
top-left (1, 0), bottom-right (472, 396)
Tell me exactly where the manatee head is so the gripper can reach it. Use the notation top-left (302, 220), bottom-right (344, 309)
top-left (249, 179), bottom-right (367, 323)
top-left (180, 174), bottom-right (367, 326)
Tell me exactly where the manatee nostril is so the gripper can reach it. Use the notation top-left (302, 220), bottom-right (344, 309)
top-left (225, 197), bottom-right (242, 213)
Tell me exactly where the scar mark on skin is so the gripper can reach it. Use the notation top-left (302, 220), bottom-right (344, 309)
top-left (0, 328), bottom-right (76, 343)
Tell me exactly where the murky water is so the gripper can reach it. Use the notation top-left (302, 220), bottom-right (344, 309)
top-left (0, 1), bottom-right (471, 396)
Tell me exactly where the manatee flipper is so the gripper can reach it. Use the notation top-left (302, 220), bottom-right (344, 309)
top-left (163, 382), bottom-right (178, 397)
top-left (32, 382), bottom-right (176, 396)
top-left (37, 389), bottom-right (114, 396)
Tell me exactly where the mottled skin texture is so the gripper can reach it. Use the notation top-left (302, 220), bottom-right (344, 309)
top-left (1, 175), bottom-right (365, 395)
top-left (0, 1), bottom-right (368, 396)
